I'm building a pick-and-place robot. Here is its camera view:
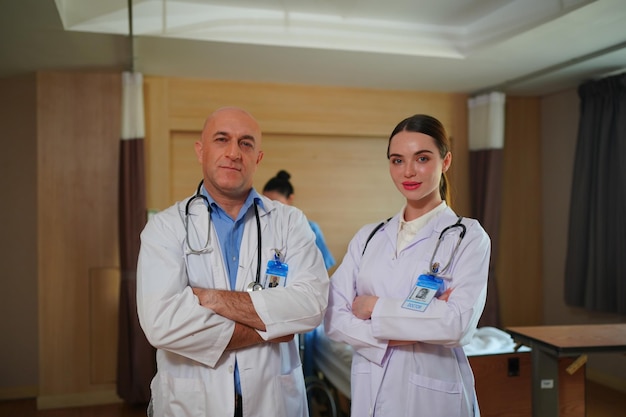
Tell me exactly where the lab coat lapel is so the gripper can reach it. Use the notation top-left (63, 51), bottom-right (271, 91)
top-left (402, 207), bottom-right (457, 251)
top-left (379, 215), bottom-right (399, 251)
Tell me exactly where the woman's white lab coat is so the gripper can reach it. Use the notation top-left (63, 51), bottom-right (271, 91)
top-left (324, 206), bottom-right (490, 417)
top-left (137, 194), bottom-right (329, 417)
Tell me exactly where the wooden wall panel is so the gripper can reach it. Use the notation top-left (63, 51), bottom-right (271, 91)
top-left (255, 134), bottom-right (405, 266)
top-left (497, 97), bottom-right (543, 326)
top-left (164, 78), bottom-right (463, 137)
top-left (146, 76), bottom-right (470, 276)
top-left (0, 72), bottom-right (539, 408)
top-left (145, 76), bottom-right (469, 211)
top-left (36, 71), bottom-right (121, 407)
top-left (89, 267), bottom-right (121, 385)
top-left (171, 131), bottom-right (406, 268)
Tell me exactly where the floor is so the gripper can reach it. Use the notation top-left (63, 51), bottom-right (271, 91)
top-left (0, 400), bottom-right (147, 417)
top-left (586, 380), bottom-right (626, 417)
top-left (0, 380), bottom-right (624, 417)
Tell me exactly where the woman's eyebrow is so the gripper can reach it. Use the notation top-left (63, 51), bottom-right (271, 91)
top-left (388, 149), bottom-right (433, 158)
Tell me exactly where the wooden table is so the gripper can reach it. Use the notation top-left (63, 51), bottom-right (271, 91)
top-left (506, 324), bottom-right (626, 417)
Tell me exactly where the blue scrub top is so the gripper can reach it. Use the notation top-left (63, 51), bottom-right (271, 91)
top-left (308, 220), bottom-right (335, 270)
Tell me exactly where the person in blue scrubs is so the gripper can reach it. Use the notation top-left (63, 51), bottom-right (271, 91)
top-left (263, 170), bottom-right (336, 270)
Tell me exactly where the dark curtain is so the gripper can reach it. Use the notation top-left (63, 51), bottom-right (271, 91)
top-left (468, 92), bottom-right (505, 328)
top-left (564, 73), bottom-right (626, 314)
top-left (117, 72), bottom-right (156, 404)
top-left (470, 150), bottom-right (503, 328)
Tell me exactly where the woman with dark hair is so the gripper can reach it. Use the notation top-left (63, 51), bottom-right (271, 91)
top-left (263, 170), bottom-right (336, 270)
top-left (324, 114), bottom-right (491, 416)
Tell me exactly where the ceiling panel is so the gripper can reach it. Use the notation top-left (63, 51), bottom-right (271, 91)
top-left (1, 0), bottom-right (625, 96)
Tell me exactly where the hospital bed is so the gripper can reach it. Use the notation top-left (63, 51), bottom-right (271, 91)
top-left (303, 325), bottom-right (532, 417)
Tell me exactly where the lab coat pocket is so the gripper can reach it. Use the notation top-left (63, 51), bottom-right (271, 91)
top-left (350, 359), bottom-right (372, 405)
top-left (405, 373), bottom-right (463, 417)
top-left (352, 358), bottom-right (371, 375)
top-left (273, 366), bottom-right (306, 417)
top-left (160, 373), bottom-right (207, 417)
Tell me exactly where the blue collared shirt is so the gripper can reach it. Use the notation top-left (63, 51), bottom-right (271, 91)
top-left (200, 186), bottom-right (264, 395)
top-left (201, 187), bottom-right (264, 290)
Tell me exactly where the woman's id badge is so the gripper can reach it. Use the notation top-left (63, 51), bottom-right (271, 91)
top-left (402, 274), bottom-right (445, 311)
top-left (264, 253), bottom-right (288, 288)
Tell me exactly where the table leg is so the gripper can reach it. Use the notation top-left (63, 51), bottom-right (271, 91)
top-left (531, 348), bottom-right (559, 417)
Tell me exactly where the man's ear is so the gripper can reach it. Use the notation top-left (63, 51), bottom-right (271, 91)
top-left (195, 141), bottom-right (203, 163)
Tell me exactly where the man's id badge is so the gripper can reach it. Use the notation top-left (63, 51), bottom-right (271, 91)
top-left (264, 253), bottom-right (288, 288)
top-left (402, 274), bottom-right (445, 311)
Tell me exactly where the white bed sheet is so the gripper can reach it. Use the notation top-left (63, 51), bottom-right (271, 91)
top-left (463, 326), bottom-right (530, 356)
top-left (311, 325), bottom-right (530, 399)
top-left (312, 325), bottom-right (355, 398)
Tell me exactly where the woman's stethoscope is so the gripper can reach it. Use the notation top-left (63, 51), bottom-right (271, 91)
top-left (429, 216), bottom-right (466, 277)
top-left (184, 180), bottom-right (264, 291)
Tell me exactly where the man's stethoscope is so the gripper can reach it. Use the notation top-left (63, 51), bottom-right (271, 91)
top-left (429, 216), bottom-right (466, 278)
top-left (184, 180), bottom-right (264, 291)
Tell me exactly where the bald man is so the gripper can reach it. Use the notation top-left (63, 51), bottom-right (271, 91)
top-left (137, 107), bottom-right (329, 417)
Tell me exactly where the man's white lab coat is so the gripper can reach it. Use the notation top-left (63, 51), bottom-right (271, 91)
top-left (137, 194), bottom-right (329, 417)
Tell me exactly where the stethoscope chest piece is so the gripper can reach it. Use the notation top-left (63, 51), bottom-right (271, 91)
top-left (247, 282), bottom-right (263, 292)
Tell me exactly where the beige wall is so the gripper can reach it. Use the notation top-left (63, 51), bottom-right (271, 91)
top-left (0, 72), bottom-right (473, 407)
top-left (5, 71), bottom-right (623, 408)
top-left (497, 97), bottom-right (543, 326)
top-left (144, 76), bottom-right (471, 276)
top-left (0, 72), bottom-right (122, 407)
top-left (36, 71), bottom-right (122, 408)
top-left (146, 76), bottom-right (546, 328)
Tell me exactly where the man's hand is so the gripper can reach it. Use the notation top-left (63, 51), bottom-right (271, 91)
top-left (192, 287), bottom-right (266, 331)
top-left (388, 340), bottom-right (416, 347)
top-left (269, 334), bottom-right (295, 344)
top-left (226, 323), bottom-right (294, 350)
top-left (192, 287), bottom-right (217, 308)
top-left (437, 287), bottom-right (454, 302)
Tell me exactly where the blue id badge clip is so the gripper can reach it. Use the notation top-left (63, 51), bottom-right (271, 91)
top-left (264, 252), bottom-right (288, 288)
top-left (402, 274), bottom-right (446, 312)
